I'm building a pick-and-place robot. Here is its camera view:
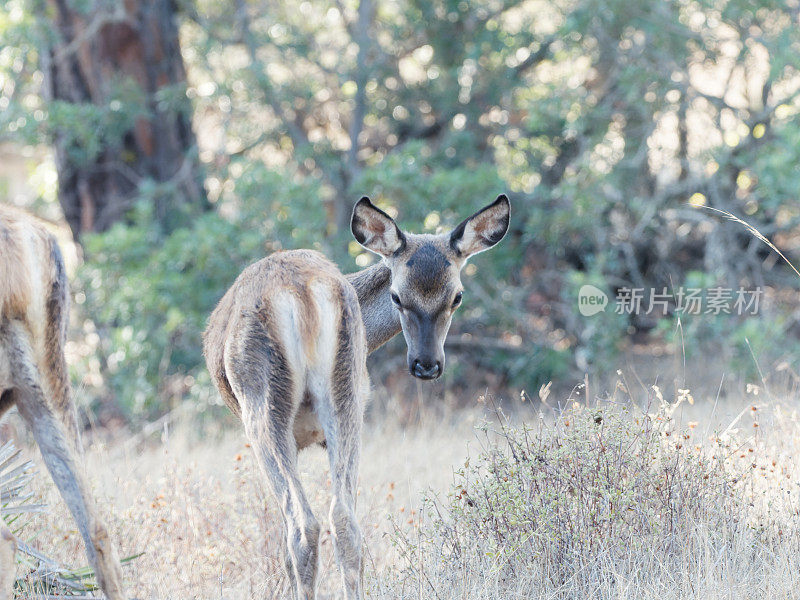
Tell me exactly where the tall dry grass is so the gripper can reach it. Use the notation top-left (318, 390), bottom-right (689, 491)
top-left (377, 390), bottom-right (800, 599)
top-left (10, 403), bottom-right (478, 598)
top-left (5, 374), bottom-right (800, 599)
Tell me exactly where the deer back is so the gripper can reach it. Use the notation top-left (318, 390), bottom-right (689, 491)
top-left (203, 249), bottom-right (366, 417)
top-left (0, 206), bottom-right (71, 415)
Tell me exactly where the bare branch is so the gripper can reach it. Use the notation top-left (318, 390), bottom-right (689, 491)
top-left (513, 35), bottom-right (556, 77)
top-left (234, 0), bottom-right (311, 153)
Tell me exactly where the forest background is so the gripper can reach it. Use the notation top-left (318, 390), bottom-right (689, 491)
top-left (1, 0), bottom-right (799, 423)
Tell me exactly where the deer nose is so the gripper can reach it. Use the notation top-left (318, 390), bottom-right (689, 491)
top-left (412, 359), bottom-right (441, 380)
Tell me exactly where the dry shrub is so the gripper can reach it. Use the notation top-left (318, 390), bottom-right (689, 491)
top-left (383, 391), bottom-right (800, 599)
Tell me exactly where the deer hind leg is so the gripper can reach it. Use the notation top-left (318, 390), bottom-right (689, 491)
top-left (12, 390), bottom-right (125, 600)
top-left (317, 391), bottom-right (365, 600)
top-left (312, 327), bottom-right (367, 598)
top-left (44, 237), bottom-right (83, 455)
top-left (227, 328), bottom-right (320, 600)
top-left (241, 400), bottom-right (320, 600)
top-left (3, 325), bottom-right (125, 600)
top-left (0, 527), bottom-right (15, 600)
top-left (318, 406), bottom-right (363, 600)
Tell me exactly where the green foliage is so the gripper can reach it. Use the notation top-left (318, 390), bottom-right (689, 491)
top-left (46, 79), bottom-right (146, 167)
top-left (3, 0), bottom-right (800, 415)
top-left (655, 293), bottom-right (799, 378)
top-left (352, 142), bottom-right (505, 228)
top-left (563, 269), bottom-right (628, 369)
top-left (1, 441), bottom-right (42, 534)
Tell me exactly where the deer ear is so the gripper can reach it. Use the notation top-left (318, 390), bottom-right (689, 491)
top-left (351, 197), bottom-right (406, 257)
top-left (449, 194), bottom-right (510, 258)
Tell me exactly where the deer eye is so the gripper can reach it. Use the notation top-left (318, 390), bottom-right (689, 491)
top-left (452, 292), bottom-right (463, 308)
top-left (391, 292), bottom-right (403, 308)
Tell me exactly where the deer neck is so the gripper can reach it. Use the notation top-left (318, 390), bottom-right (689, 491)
top-left (345, 260), bottom-right (401, 354)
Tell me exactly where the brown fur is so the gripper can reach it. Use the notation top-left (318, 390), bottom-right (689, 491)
top-left (350, 195), bottom-right (510, 379)
top-left (0, 206), bottom-right (126, 600)
top-left (203, 196), bottom-right (510, 599)
top-left (204, 250), bottom-right (339, 418)
top-left (204, 249), bottom-right (369, 599)
top-left (0, 206), bottom-right (73, 438)
top-left (0, 206), bottom-right (35, 320)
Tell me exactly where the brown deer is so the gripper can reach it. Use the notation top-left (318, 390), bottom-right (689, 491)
top-left (203, 194), bottom-right (510, 599)
top-left (0, 205), bottom-right (125, 600)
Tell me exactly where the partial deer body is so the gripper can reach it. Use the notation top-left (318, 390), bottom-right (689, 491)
top-left (0, 527), bottom-right (14, 600)
top-left (0, 206), bottom-right (125, 600)
top-left (204, 250), bottom-right (368, 599)
top-left (204, 196), bottom-right (509, 599)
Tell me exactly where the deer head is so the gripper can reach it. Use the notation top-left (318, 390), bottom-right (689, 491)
top-left (351, 195), bottom-right (510, 380)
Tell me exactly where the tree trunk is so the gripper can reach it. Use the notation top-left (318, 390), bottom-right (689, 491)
top-left (42, 0), bottom-right (206, 240)
top-left (340, 0), bottom-right (373, 235)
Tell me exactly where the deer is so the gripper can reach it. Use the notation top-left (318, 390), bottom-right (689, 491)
top-left (0, 527), bottom-right (14, 599)
top-left (0, 205), bottom-right (125, 600)
top-left (203, 194), bottom-right (510, 600)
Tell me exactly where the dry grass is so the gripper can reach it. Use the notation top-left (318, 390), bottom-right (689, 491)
top-left (5, 375), bottom-right (800, 599)
top-left (378, 389), bottom-right (800, 599)
top-left (9, 402), bottom-right (481, 598)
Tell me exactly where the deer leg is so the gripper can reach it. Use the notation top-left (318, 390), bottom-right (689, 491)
top-left (227, 313), bottom-right (322, 599)
top-left (326, 438), bottom-right (363, 600)
top-left (12, 385), bottom-right (125, 600)
top-left (242, 401), bottom-right (320, 600)
top-left (276, 506), bottom-right (298, 593)
top-left (48, 245), bottom-right (84, 457)
top-left (314, 382), bottom-right (365, 599)
top-left (3, 325), bottom-right (125, 600)
top-left (0, 527), bottom-right (15, 600)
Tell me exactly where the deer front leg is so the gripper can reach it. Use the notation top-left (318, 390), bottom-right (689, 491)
top-left (0, 527), bottom-right (15, 600)
top-left (13, 388), bottom-right (125, 600)
top-left (242, 403), bottom-right (320, 600)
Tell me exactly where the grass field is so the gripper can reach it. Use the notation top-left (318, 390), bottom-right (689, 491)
top-left (7, 366), bottom-right (800, 599)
